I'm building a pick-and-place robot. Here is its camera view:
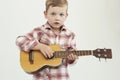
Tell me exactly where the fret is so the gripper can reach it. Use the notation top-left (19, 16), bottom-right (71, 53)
top-left (79, 51), bottom-right (82, 56)
top-left (54, 50), bottom-right (92, 58)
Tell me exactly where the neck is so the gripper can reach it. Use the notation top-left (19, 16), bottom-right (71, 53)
top-left (52, 28), bottom-right (60, 35)
top-left (54, 50), bottom-right (93, 58)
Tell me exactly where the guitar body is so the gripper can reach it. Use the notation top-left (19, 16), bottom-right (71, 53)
top-left (20, 45), bottom-right (62, 73)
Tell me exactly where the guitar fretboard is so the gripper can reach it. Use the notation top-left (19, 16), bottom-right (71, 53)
top-left (54, 50), bottom-right (93, 58)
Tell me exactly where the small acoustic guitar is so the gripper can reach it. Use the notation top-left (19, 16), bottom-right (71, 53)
top-left (20, 45), bottom-right (112, 73)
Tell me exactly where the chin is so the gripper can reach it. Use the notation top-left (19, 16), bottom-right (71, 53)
top-left (52, 25), bottom-right (61, 28)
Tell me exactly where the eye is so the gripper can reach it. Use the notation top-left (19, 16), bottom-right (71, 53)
top-left (51, 12), bottom-right (56, 16)
top-left (60, 13), bottom-right (64, 16)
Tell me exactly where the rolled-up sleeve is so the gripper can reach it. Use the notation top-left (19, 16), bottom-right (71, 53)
top-left (67, 33), bottom-right (77, 64)
top-left (16, 27), bottom-right (43, 52)
top-left (70, 33), bottom-right (76, 50)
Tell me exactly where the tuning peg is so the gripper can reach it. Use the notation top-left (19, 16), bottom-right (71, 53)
top-left (97, 49), bottom-right (100, 52)
top-left (99, 57), bottom-right (101, 62)
top-left (104, 48), bottom-right (107, 52)
top-left (105, 57), bottom-right (107, 62)
top-left (104, 54), bottom-right (107, 62)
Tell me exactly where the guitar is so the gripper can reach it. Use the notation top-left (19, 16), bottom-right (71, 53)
top-left (20, 45), bottom-right (112, 73)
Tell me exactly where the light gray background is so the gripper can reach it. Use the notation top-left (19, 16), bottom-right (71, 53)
top-left (0, 0), bottom-right (120, 80)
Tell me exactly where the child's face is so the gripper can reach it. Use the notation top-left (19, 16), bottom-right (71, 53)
top-left (44, 5), bottom-right (68, 30)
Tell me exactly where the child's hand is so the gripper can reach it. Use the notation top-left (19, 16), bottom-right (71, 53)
top-left (39, 43), bottom-right (54, 58)
top-left (67, 54), bottom-right (78, 60)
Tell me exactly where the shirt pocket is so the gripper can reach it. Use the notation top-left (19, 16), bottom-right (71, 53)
top-left (59, 38), bottom-right (71, 50)
top-left (39, 34), bottom-right (50, 45)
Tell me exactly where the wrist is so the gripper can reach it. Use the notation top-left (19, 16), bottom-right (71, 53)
top-left (33, 42), bottom-right (42, 50)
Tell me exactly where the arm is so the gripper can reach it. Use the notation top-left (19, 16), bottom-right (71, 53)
top-left (16, 27), bottom-right (42, 52)
top-left (67, 33), bottom-right (78, 64)
top-left (16, 27), bottom-right (54, 58)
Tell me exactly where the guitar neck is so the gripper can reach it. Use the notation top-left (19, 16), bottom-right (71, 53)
top-left (54, 50), bottom-right (93, 58)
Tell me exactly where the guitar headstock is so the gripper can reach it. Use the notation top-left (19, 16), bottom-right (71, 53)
top-left (93, 48), bottom-right (112, 59)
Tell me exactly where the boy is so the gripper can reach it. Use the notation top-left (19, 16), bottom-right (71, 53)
top-left (16, 0), bottom-right (78, 80)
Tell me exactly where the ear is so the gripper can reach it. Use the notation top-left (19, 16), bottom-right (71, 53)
top-left (66, 13), bottom-right (68, 17)
top-left (44, 11), bottom-right (47, 18)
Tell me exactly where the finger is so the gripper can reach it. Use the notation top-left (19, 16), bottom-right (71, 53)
top-left (68, 54), bottom-right (73, 60)
top-left (44, 50), bottom-right (50, 58)
top-left (49, 50), bottom-right (54, 57)
top-left (42, 50), bottom-right (51, 58)
top-left (70, 54), bottom-right (74, 59)
top-left (69, 54), bottom-right (78, 60)
top-left (71, 54), bottom-right (75, 60)
top-left (45, 49), bottom-right (54, 58)
top-left (41, 51), bottom-right (48, 58)
top-left (46, 47), bottom-right (52, 56)
top-left (72, 54), bottom-right (78, 59)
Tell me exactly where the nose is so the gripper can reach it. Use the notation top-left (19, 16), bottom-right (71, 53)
top-left (55, 15), bottom-right (60, 21)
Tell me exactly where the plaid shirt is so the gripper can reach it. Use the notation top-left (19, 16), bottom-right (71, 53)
top-left (16, 22), bottom-right (76, 80)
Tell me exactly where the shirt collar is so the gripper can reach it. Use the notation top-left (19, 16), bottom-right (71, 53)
top-left (45, 22), bottom-right (66, 31)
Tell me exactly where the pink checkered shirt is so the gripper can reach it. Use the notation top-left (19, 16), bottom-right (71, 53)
top-left (16, 22), bottom-right (76, 80)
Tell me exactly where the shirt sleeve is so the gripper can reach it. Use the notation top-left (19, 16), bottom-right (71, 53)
top-left (69, 32), bottom-right (77, 50)
top-left (67, 33), bottom-right (77, 64)
top-left (16, 27), bottom-right (43, 52)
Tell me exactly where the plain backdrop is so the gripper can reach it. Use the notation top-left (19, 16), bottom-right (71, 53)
top-left (0, 0), bottom-right (120, 80)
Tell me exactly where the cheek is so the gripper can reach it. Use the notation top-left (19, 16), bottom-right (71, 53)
top-left (45, 14), bottom-right (51, 19)
top-left (48, 18), bottom-right (54, 22)
top-left (61, 17), bottom-right (67, 22)
top-left (47, 15), bottom-right (53, 20)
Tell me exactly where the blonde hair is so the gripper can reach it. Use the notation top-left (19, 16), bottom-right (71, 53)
top-left (45, 0), bottom-right (68, 11)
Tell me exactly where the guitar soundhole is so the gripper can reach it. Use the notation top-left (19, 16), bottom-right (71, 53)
top-left (29, 50), bottom-right (34, 64)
